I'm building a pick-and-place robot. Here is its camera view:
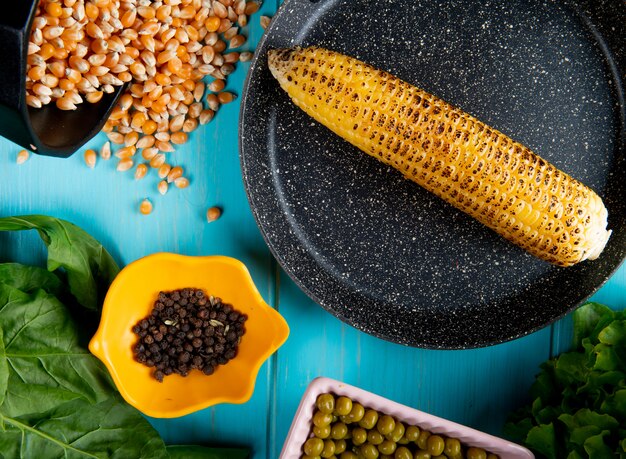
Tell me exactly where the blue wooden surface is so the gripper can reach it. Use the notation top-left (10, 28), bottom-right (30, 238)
top-left (0, 1), bottom-right (625, 457)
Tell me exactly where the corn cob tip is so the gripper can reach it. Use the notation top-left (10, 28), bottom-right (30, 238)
top-left (268, 47), bottom-right (299, 82)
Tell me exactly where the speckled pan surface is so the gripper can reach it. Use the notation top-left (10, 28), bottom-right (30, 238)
top-left (239, 0), bottom-right (626, 348)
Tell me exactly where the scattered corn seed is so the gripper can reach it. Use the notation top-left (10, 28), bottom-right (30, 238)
top-left (136, 135), bottom-right (155, 149)
top-left (206, 93), bottom-right (220, 111)
top-left (240, 51), bottom-right (253, 62)
top-left (84, 149), bottom-right (97, 168)
top-left (100, 141), bottom-right (111, 160)
top-left (206, 206), bottom-right (222, 222)
top-left (260, 15), bottom-right (271, 29)
top-left (16, 150), bottom-right (30, 165)
top-left (183, 118), bottom-right (198, 133)
top-left (124, 131), bottom-right (139, 147)
top-left (115, 146), bottom-right (137, 159)
top-left (158, 180), bottom-right (169, 195)
top-left (142, 147), bottom-right (158, 160)
top-left (117, 158), bottom-right (134, 172)
top-left (158, 163), bottom-right (171, 179)
top-left (171, 131), bottom-right (188, 145)
top-left (139, 198), bottom-right (153, 215)
top-left (155, 140), bottom-right (174, 152)
top-left (107, 132), bottom-right (124, 144)
top-left (167, 166), bottom-right (183, 183)
top-left (174, 177), bottom-right (190, 189)
top-left (150, 153), bottom-right (166, 168)
top-left (229, 35), bottom-right (246, 49)
top-left (199, 109), bottom-right (215, 125)
top-left (209, 79), bottom-right (225, 92)
top-left (135, 163), bottom-right (148, 180)
top-left (218, 91), bottom-right (236, 104)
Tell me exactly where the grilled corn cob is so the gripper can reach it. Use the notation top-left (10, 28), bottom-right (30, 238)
top-left (268, 47), bottom-right (611, 267)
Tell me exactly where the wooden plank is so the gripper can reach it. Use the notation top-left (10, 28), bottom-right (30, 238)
top-left (0, 7), bottom-right (276, 454)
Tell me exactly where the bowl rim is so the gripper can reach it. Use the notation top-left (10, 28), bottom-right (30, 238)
top-left (89, 252), bottom-right (290, 418)
top-left (279, 377), bottom-right (534, 459)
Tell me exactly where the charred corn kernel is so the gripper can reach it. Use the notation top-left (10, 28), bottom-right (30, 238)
top-left (117, 158), bottom-right (134, 172)
top-left (16, 150), bottom-right (30, 164)
top-left (99, 141), bottom-right (111, 160)
top-left (139, 198), bottom-right (153, 215)
top-left (84, 149), bottom-right (97, 168)
top-left (167, 165), bottom-right (183, 183)
top-left (206, 206), bottom-right (222, 222)
top-left (268, 47), bottom-right (611, 266)
top-left (174, 177), bottom-right (189, 189)
top-left (158, 180), bottom-right (169, 195)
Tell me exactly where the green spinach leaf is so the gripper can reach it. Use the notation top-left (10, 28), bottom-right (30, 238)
top-left (0, 263), bottom-right (62, 295)
top-left (0, 284), bottom-right (114, 416)
top-left (0, 216), bottom-right (119, 310)
top-left (0, 396), bottom-right (167, 459)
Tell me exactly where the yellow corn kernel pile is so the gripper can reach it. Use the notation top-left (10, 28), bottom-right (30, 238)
top-left (269, 47), bottom-right (611, 267)
top-left (26, 0), bottom-right (258, 198)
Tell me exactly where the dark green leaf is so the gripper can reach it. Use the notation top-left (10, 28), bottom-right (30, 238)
top-left (583, 431), bottom-right (614, 459)
top-left (598, 321), bottom-right (626, 347)
top-left (573, 303), bottom-right (614, 348)
top-left (0, 329), bottom-right (7, 408)
top-left (503, 416), bottom-right (535, 443)
top-left (526, 423), bottom-right (559, 459)
top-left (0, 263), bottom-right (62, 295)
top-left (167, 445), bottom-right (250, 459)
top-left (0, 284), bottom-right (113, 416)
top-left (600, 389), bottom-right (626, 422)
top-left (0, 216), bottom-right (119, 310)
top-left (0, 396), bottom-right (167, 459)
top-left (593, 343), bottom-right (625, 372)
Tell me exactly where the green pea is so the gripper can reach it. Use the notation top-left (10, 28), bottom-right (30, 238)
top-left (367, 430), bottom-right (384, 445)
top-left (414, 450), bottom-right (431, 459)
top-left (314, 411), bottom-right (334, 427)
top-left (394, 446), bottom-right (412, 459)
top-left (404, 425), bottom-right (420, 442)
top-left (376, 415), bottom-right (395, 435)
top-left (345, 403), bottom-right (365, 423)
top-left (467, 448), bottom-right (487, 459)
top-left (386, 422), bottom-right (405, 442)
top-left (321, 440), bottom-right (336, 458)
top-left (313, 425), bottom-right (331, 439)
top-left (304, 437), bottom-right (324, 456)
top-left (378, 439), bottom-right (397, 455)
top-left (331, 422), bottom-right (348, 440)
top-left (360, 443), bottom-right (380, 459)
top-left (444, 438), bottom-right (461, 457)
top-left (334, 397), bottom-right (353, 416)
top-left (352, 427), bottom-right (367, 445)
top-left (416, 430), bottom-right (431, 450)
top-left (426, 435), bottom-right (444, 456)
top-left (359, 409), bottom-right (379, 429)
top-left (334, 440), bottom-right (347, 454)
top-left (316, 393), bottom-right (335, 414)
top-left (301, 455), bottom-right (319, 459)
top-left (340, 452), bottom-right (358, 459)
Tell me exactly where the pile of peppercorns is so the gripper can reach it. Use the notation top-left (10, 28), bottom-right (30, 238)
top-left (131, 288), bottom-right (247, 382)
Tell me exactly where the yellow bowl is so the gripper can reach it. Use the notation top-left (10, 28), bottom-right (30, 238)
top-left (89, 253), bottom-right (289, 418)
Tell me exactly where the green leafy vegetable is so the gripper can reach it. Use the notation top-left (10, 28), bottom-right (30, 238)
top-left (166, 445), bottom-right (250, 459)
top-left (0, 216), bottom-right (120, 310)
top-left (0, 396), bottom-right (168, 459)
top-left (505, 303), bottom-right (626, 459)
top-left (0, 216), bottom-right (170, 458)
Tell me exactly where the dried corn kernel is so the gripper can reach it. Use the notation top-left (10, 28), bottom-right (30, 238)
top-left (135, 163), bottom-right (148, 180)
top-left (139, 199), bottom-right (153, 215)
top-left (84, 149), bottom-right (97, 168)
top-left (16, 150), bottom-right (30, 165)
top-left (206, 206), bottom-right (222, 223)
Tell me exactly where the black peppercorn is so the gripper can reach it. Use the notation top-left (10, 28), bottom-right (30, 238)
top-left (131, 288), bottom-right (247, 382)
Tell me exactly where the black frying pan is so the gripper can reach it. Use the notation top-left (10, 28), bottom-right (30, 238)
top-left (240, 0), bottom-right (626, 348)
